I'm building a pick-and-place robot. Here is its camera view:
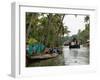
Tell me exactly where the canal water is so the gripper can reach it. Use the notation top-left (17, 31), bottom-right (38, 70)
top-left (27, 45), bottom-right (89, 67)
top-left (63, 45), bottom-right (89, 66)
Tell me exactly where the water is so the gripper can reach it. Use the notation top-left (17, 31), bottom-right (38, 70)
top-left (63, 45), bottom-right (89, 65)
top-left (27, 45), bottom-right (89, 67)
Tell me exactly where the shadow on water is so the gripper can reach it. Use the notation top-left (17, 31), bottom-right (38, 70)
top-left (26, 54), bottom-right (65, 67)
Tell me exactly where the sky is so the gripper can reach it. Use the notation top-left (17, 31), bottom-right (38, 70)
top-left (63, 15), bottom-right (86, 36)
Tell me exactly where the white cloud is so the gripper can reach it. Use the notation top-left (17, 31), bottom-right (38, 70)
top-left (63, 15), bottom-right (86, 36)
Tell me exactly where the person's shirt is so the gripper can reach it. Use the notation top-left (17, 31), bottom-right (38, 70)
top-left (71, 42), bottom-right (75, 45)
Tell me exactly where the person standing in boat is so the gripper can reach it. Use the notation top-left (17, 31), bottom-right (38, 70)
top-left (69, 38), bottom-right (80, 49)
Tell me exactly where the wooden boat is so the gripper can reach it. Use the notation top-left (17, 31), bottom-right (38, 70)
top-left (26, 53), bottom-right (59, 60)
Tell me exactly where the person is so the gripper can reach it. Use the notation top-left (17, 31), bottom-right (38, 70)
top-left (69, 38), bottom-right (80, 49)
top-left (44, 48), bottom-right (50, 54)
top-left (75, 40), bottom-right (80, 48)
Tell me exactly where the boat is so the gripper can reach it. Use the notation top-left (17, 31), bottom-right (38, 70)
top-left (26, 51), bottom-right (59, 60)
top-left (29, 53), bottom-right (58, 60)
top-left (69, 41), bottom-right (80, 49)
top-left (69, 44), bottom-right (80, 49)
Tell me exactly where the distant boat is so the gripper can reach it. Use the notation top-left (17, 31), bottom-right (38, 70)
top-left (69, 41), bottom-right (80, 49)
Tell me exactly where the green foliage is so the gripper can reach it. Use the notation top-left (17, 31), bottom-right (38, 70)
top-left (26, 13), bottom-right (69, 47)
top-left (77, 16), bottom-right (90, 44)
top-left (27, 38), bottom-right (38, 45)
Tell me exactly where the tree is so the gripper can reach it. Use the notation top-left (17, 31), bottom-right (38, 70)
top-left (77, 16), bottom-right (90, 44)
top-left (26, 13), bottom-right (69, 47)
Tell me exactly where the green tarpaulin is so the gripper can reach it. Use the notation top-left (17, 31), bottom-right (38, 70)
top-left (27, 43), bottom-right (45, 55)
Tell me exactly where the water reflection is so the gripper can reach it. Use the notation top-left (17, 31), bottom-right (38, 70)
top-left (63, 45), bottom-right (89, 65)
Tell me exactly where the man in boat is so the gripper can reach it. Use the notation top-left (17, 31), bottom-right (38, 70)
top-left (69, 38), bottom-right (80, 49)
